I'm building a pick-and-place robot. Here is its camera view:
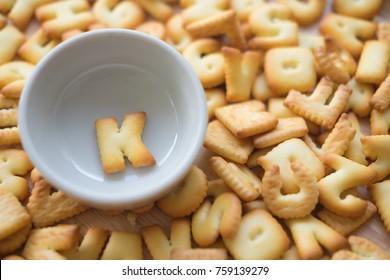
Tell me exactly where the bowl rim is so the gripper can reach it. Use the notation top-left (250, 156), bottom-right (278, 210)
top-left (18, 29), bottom-right (207, 209)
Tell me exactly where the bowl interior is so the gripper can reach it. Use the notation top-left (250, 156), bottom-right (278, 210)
top-left (19, 30), bottom-right (206, 209)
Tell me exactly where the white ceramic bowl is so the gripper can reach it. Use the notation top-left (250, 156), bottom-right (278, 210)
top-left (19, 29), bottom-right (207, 210)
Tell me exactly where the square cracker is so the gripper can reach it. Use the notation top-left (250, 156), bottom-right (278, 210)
top-left (215, 100), bottom-right (277, 138)
top-left (0, 189), bottom-right (31, 240)
top-left (204, 120), bottom-right (254, 164)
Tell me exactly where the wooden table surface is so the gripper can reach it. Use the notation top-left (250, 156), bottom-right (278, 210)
top-left (25, 0), bottom-right (390, 258)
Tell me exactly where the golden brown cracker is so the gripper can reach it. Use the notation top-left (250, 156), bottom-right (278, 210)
top-left (257, 138), bottom-right (325, 194)
top-left (248, 3), bottom-right (299, 50)
top-left (361, 135), bottom-right (390, 181)
top-left (17, 28), bottom-right (60, 65)
top-left (165, 13), bottom-right (193, 52)
top-left (134, 0), bottom-right (174, 22)
top-left (0, 223), bottom-right (31, 256)
top-left (318, 153), bottom-right (377, 217)
top-left (0, 149), bottom-right (33, 201)
top-left (284, 77), bottom-right (352, 130)
top-left (285, 215), bottom-right (348, 260)
top-left (369, 180), bottom-right (390, 235)
top-left (370, 72), bottom-right (390, 112)
top-left (100, 231), bottom-right (143, 260)
top-left (0, 190), bottom-right (31, 241)
top-left (22, 224), bottom-right (80, 260)
top-left (35, 0), bottom-right (96, 39)
top-left (136, 20), bottom-right (167, 40)
top-left (370, 107), bottom-right (390, 135)
top-left (222, 47), bottom-right (261, 102)
top-left (210, 156), bottom-right (262, 201)
top-left (192, 192), bottom-right (242, 247)
top-left (332, 235), bottom-right (390, 260)
top-left (61, 227), bottom-right (109, 260)
top-left (182, 38), bottom-right (225, 88)
top-left (223, 209), bottom-right (290, 260)
top-left (277, 0), bottom-right (326, 26)
top-left (95, 112), bottom-right (156, 174)
top-left (204, 120), bottom-right (254, 164)
top-left (215, 100), bottom-right (277, 138)
top-left (27, 178), bottom-right (90, 228)
top-left (344, 78), bottom-right (374, 118)
top-left (333, 0), bottom-right (383, 20)
top-left (186, 10), bottom-right (247, 50)
top-left (92, 0), bottom-right (145, 29)
top-left (141, 218), bottom-right (191, 260)
top-left (264, 47), bottom-right (317, 95)
top-left (156, 165), bottom-right (207, 217)
top-left (253, 117), bottom-right (308, 149)
top-left (205, 88), bottom-right (227, 120)
top-left (0, 25), bottom-right (26, 65)
top-left (318, 201), bottom-right (377, 236)
top-left (319, 13), bottom-right (376, 58)
top-left (355, 40), bottom-right (390, 85)
top-left (261, 162), bottom-right (319, 219)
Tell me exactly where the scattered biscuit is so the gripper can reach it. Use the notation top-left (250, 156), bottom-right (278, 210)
top-left (181, 0), bottom-right (230, 26)
top-left (205, 88), bottom-right (227, 120)
top-left (332, 235), bottom-right (390, 260)
top-left (136, 20), bottom-right (166, 40)
top-left (318, 153), bottom-right (377, 217)
top-left (277, 0), bottom-right (326, 26)
top-left (344, 113), bottom-right (368, 165)
top-left (261, 162), bottom-right (319, 219)
top-left (222, 47), bottom-right (261, 102)
top-left (361, 135), bottom-right (390, 181)
top-left (284, 77), bottom-right (352, 129)
top-left (92, 0), bottom-right (145, 29)
top-left (215, 100), bottom-right (277, 138)
top-left (223, 209), bottom-right (290, 260)
top-left (253, 117), bottom-right (308, 149)
top-left (17, 28), bottom-right (60, 64)
top-left (319, 13), bottom-right (377, 58)
top-left (206, 178), bottom-right (232, 198)
top-left (156, 165), bottom-right (207, 217)
top-left (0, 149), bottom-right (33, 201)
top-left (303, 113), bottom-right (356, 161)
top-left (141, 219), bottom-right (191, 260)
top-left (0, 190), bottom-right (31, 241)
top-left (0, 223), bottom-right (32, 256)
top-left (249, 3), bottom-right (299, 50)
top-left (285, 215), bottom-right (348, 260)
top-left (257, 138), bottom-right (325, 194)
top-left (318, 201), bottom-right (377, 236)
top-left (61, 227), bottom-right (109, 260)
top-left (370, 107), bottom-right (390, 135)
top-left (186, 10), bottom-right (247, 50)
top-left (100, 231), bottom-right (143, 260)
top-left (333, 0), bottom-right (383, 20)
top-left (204, 120), bottom-right (254, 164)
top-left (210, 156), bottom-right (262, 201)
top-left (35, 0), bottom-right (96, 39)
top-left (192, 192), bottom-right (242, 247)
top-left (165, 13), bottom-right (193, 52)
top-left (344, 78), bottom-right (374, 118)
top-left (95, 112), bottom-right (156, 173)
top-left (0, 25), bottom-right (26, 65)
top-left (369, 180), bottom-right (390, 235)
top-left (27, 178), bottom-right (90, 228)
top-left (22, 224), bottom-right (80, 260)
top-left (355, 40), bottom-right (390, 85)
top-left (264, 47), bottom-right (317, 95)
top-left (134, 0), bottom-right (174, 22)
top-left (370, 72), bottom-right (390, 112)
top-left (182, 38), bottom-right (225, 88)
